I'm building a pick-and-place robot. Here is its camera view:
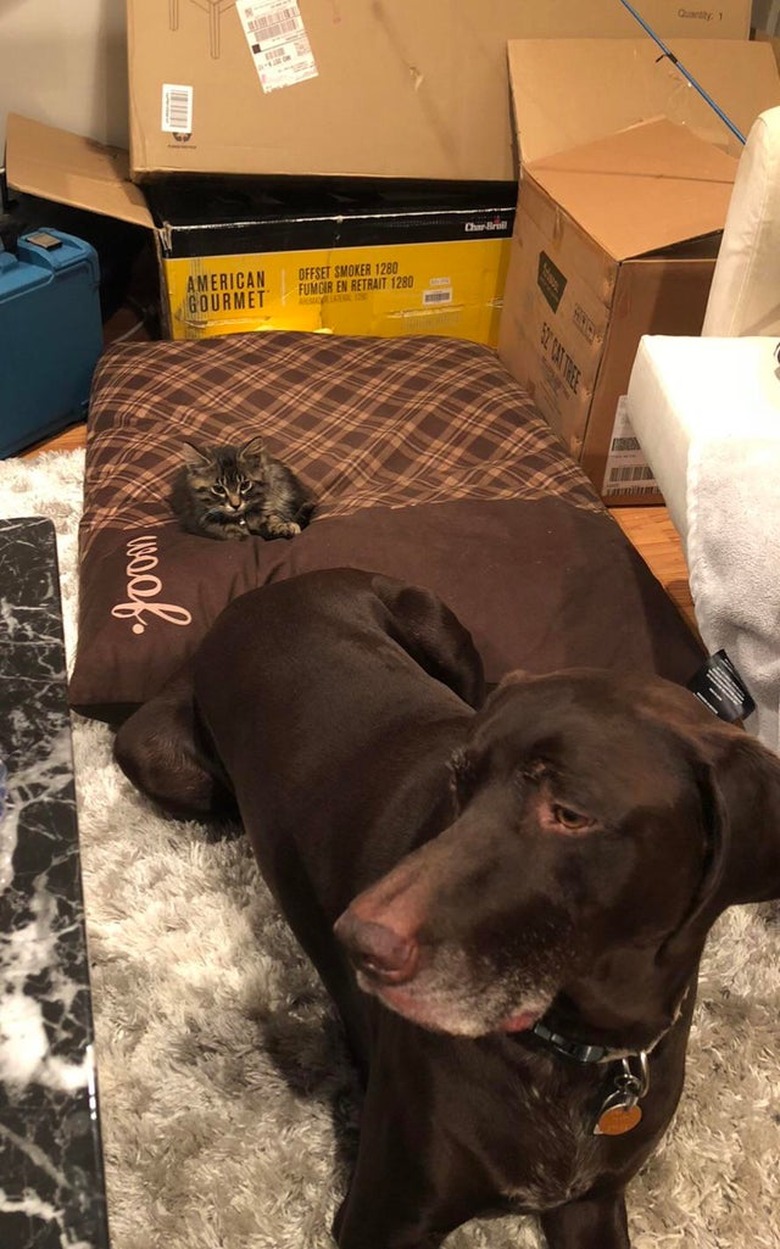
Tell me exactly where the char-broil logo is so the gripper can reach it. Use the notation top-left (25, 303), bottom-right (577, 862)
top-left (465, 215), bottom-right (510, 234)
top-left (111, 535), bottom-right (192, 635)
top-left (537, 251), bottom-right (567, 313)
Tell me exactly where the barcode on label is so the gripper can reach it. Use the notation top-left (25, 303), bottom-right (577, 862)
top-left (261, 45), bottom-right (291, 64)
top-left (603, 482), bottom-right (661, 497)
top-left (161, 84), bottom-right (193, 133)
top-left (247, 10), bottom-right (301, 40)
top-left (423, 289), bottom-right (453, 305)
top-left (610, 436), bottom-right (640, 453)
top-left (607, 465), bottom-right (656, 483)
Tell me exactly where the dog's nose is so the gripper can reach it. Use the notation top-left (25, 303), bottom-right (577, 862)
top-left (334, 913), bottom-right (419, 985)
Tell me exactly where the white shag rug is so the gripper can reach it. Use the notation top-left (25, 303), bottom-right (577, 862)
top-left (2, 449), bottom-right (778, 1249)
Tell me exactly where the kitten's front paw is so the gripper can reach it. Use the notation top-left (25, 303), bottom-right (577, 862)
top-left (266, 519), bottom-right (302, 539)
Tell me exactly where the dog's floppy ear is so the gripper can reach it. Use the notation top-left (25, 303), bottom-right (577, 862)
top-left (371, 574), bottom-right (485, 710)
top-left (671, 725), bottom-right (780, 955)
top-left (704, 729), bottom-right (780, 909)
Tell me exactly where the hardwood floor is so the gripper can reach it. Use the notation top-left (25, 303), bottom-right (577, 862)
top-left (612, 507), bottom-right (695, 633)
top-left (21, 424), bottom-right (87, 458)
top-left (23, 421), bottom-right (696, 633)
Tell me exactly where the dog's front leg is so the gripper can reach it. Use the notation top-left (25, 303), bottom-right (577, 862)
top-left (333, 1131), bottom-right (450, 1249)
top-left (539, 1191), bottom-right (630, 1249)
top-left (333, 1056), bottom-right (487, 1249)
top-left (334, 1155), bottom-right (466, 1249)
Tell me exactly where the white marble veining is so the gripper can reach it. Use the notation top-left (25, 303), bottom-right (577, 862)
top-left (0, 517), bottom-right (109, 1249)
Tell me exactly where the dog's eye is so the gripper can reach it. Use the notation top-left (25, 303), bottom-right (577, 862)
top-left (551, 803), bottom-right (593, 832)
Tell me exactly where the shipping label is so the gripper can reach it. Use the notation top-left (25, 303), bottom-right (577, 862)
top-left (602, 396), bottom-right (660, 499)
top-left (236, 0), bottom-right (318, 92)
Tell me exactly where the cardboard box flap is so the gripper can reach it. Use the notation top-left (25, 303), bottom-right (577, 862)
top-left (530, 117), bottom-right (738, 260)
top-left (508, 38), bottom-right (780, 165)
top-left (5, 114), bottom-right (153, 230)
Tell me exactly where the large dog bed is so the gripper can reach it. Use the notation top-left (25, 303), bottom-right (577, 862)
top-left (68, 330), bottom-right (702, 720)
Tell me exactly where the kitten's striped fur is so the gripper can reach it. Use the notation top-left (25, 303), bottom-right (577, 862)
top-left (170, 435), bottom-right (314, 541)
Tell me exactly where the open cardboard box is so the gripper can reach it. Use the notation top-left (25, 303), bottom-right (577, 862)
top-left (497, 37), bottom-right (780, 503)
top-left (126, 0), bottom-right (751, 183)
top-left (4, 115), bottom-right (516, 346)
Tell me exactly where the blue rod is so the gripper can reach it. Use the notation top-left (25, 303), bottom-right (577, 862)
top-left (619, 0), bottom-right (746, 145)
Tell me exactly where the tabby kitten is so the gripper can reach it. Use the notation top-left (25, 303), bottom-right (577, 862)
top-left (170, 435), bottom-right (314, 541)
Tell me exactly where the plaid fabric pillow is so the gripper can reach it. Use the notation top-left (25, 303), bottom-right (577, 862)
top-left (70, 331), bottom-right (701, 720)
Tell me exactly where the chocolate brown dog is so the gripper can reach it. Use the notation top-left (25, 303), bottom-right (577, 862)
top-left (115, 568), bottom-right (780, 1249)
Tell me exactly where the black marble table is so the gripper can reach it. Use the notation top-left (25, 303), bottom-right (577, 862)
top-left (0, 518), bottom-right (110, 1248)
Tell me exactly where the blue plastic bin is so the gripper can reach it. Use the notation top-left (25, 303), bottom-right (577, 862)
top-left (0, 228), bottom-right (102, 457)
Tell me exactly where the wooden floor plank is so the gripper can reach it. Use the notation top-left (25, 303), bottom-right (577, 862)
top-left (611, 506), bottom-right (695, 633)
top-left (20, 424), bottom-right (88, 458)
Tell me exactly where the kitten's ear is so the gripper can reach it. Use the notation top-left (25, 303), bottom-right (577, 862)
top-left (182, 441), bottom-right (211, 466)
top-left (240, 434), bottom-right (266, 459)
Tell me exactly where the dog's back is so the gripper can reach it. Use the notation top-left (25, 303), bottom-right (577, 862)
top-left (191, 569), bottom-right (481, 894)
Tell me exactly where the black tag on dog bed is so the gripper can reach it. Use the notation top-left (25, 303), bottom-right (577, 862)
top-left (688, 650), bottom-right (756, 723)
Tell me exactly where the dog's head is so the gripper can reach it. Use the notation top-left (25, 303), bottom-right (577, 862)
top-left (334, 669), bottom-right (780, 1044)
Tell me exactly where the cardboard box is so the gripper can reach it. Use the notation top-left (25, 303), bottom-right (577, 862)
top-left (146, 178), bottom-right (515, 343)
top-left (127, 0), bottom-right (751, 183)
top-left (4, 115), bottom-right (513, 346)
top-left (497, 38), bottom-right (780, 503)
top-left (754, 29), bottom-right (780, 74)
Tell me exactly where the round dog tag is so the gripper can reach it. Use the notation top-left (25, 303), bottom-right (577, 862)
top-left (594, 1099), bottom-right (643, 1136)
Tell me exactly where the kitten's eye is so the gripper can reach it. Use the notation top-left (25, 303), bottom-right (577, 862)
top-left (239, 480), bottom-right (253, 495)
top-left (212, 484), bottom-right (226, 498)
top-left (551, 804), bottom-right (593, 833)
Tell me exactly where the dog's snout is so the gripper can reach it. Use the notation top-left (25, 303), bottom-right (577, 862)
top-left (335, 913), bottom-right (419, 984)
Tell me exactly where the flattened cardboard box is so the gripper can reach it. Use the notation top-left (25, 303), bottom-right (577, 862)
top-left (127, 0), bottom-right (751, 182)
top-left (4, 115), bottom-right (513, 347)
top-left (497, 37), bottom-right (780, 503)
